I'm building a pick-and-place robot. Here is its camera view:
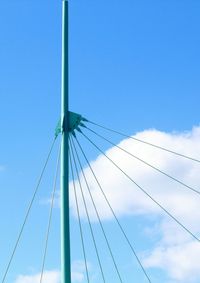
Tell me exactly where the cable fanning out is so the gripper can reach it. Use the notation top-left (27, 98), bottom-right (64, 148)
top-left (87, 120), bottom-right (200, 164)
top-left (70, 135), bottom-right (124, 283)
top-left (80, 132), bottom-right (200, 243)
top-left (85, 127), bottom-right (200, 197)
top-left (72, 135), bottom-right (152, 283)
top-left (40, 141), bottom-right (61, 283)
top-left (69, 136), bottom-right (106, 283)
top-left (1, 137), bottom-right (57, 283)
top-left (69, 149), bottom-right (90, 283)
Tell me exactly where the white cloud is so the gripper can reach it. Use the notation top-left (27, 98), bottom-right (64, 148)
top-left (14, 261), bottom-right (87, 283)
top-left (14, 270), bottom-right (60, 283)
top-left (144, 240), bottom-right (200, 282)
top-left (71, 260), bottom-right (88, 282)
top-left (40, 190), bottom-right (60, 208)
top-left (70, 126), bottom-right (200, 224)
top-left (69, 125), bottom-right (200, 282)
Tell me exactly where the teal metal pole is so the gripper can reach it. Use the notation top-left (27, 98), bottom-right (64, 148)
top-left (61, 1), bottom-right (71, 283)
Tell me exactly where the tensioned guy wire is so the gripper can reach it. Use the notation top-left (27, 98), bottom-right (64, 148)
top-left (86, 120), bottom-right (200, 164)
top-left (72, 136), bottom-right (152, 283)
top-left (70, 135), bottom-right (124, 283)
top-left (69, 136), bottom-right (106, 283)
top-left (85, 127), bottom-right (200, 197)
top-left (1, 137), bottom-right (57, 283)
top-left (40, 141), bottom-right (61, 283)
top-left (80, 132), bottom-right (200, 243)
top-left (69, 149), bottom-right (90, 283)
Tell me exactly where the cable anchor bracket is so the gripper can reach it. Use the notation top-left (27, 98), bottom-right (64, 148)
top-left (55, 111), bottom-right (88, 137)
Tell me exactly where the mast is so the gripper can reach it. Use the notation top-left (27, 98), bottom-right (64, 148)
top-left (61, 0), bottom-right (71, 282)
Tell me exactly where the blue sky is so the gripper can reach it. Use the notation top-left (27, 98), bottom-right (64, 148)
top-left (1, 0), bottom-right (200, 283)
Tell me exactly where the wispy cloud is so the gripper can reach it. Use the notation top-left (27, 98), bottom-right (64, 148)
top-left (14, 261), bottom-right (88, 283)
top-left (144, 238), bottom-right (200, 282)
top-left (40, 190), bottom-right (60, 208)
top-left (14, 270), bottom-right (60, 283)
top-left (71, 260), bottom-right (89, 282)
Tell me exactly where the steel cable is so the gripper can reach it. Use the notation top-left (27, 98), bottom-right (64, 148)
top-left (1, 137), bottom-right (57, 283)
top-left (40, 141), bottom-right (61, 283)
top-left (85, 127), bottom-right (200, 197)
top-left (69, 149), bottom-right (90, 283)
top-left (72, 136), bottom-right (152, 283)
top-left (86, 120), bottom-right (200, 164)
top-left (80, 132), bottom-right (200, 243)
top-left (70, 136), bottom-right (124, 283)
top-left (69, 136), bottom-right (106, 283)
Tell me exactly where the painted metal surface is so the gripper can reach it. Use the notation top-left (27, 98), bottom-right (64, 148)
top-left (55, 111), bottom-right (86, 138)
top-left (61, 0), bottom-right (71, 283)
